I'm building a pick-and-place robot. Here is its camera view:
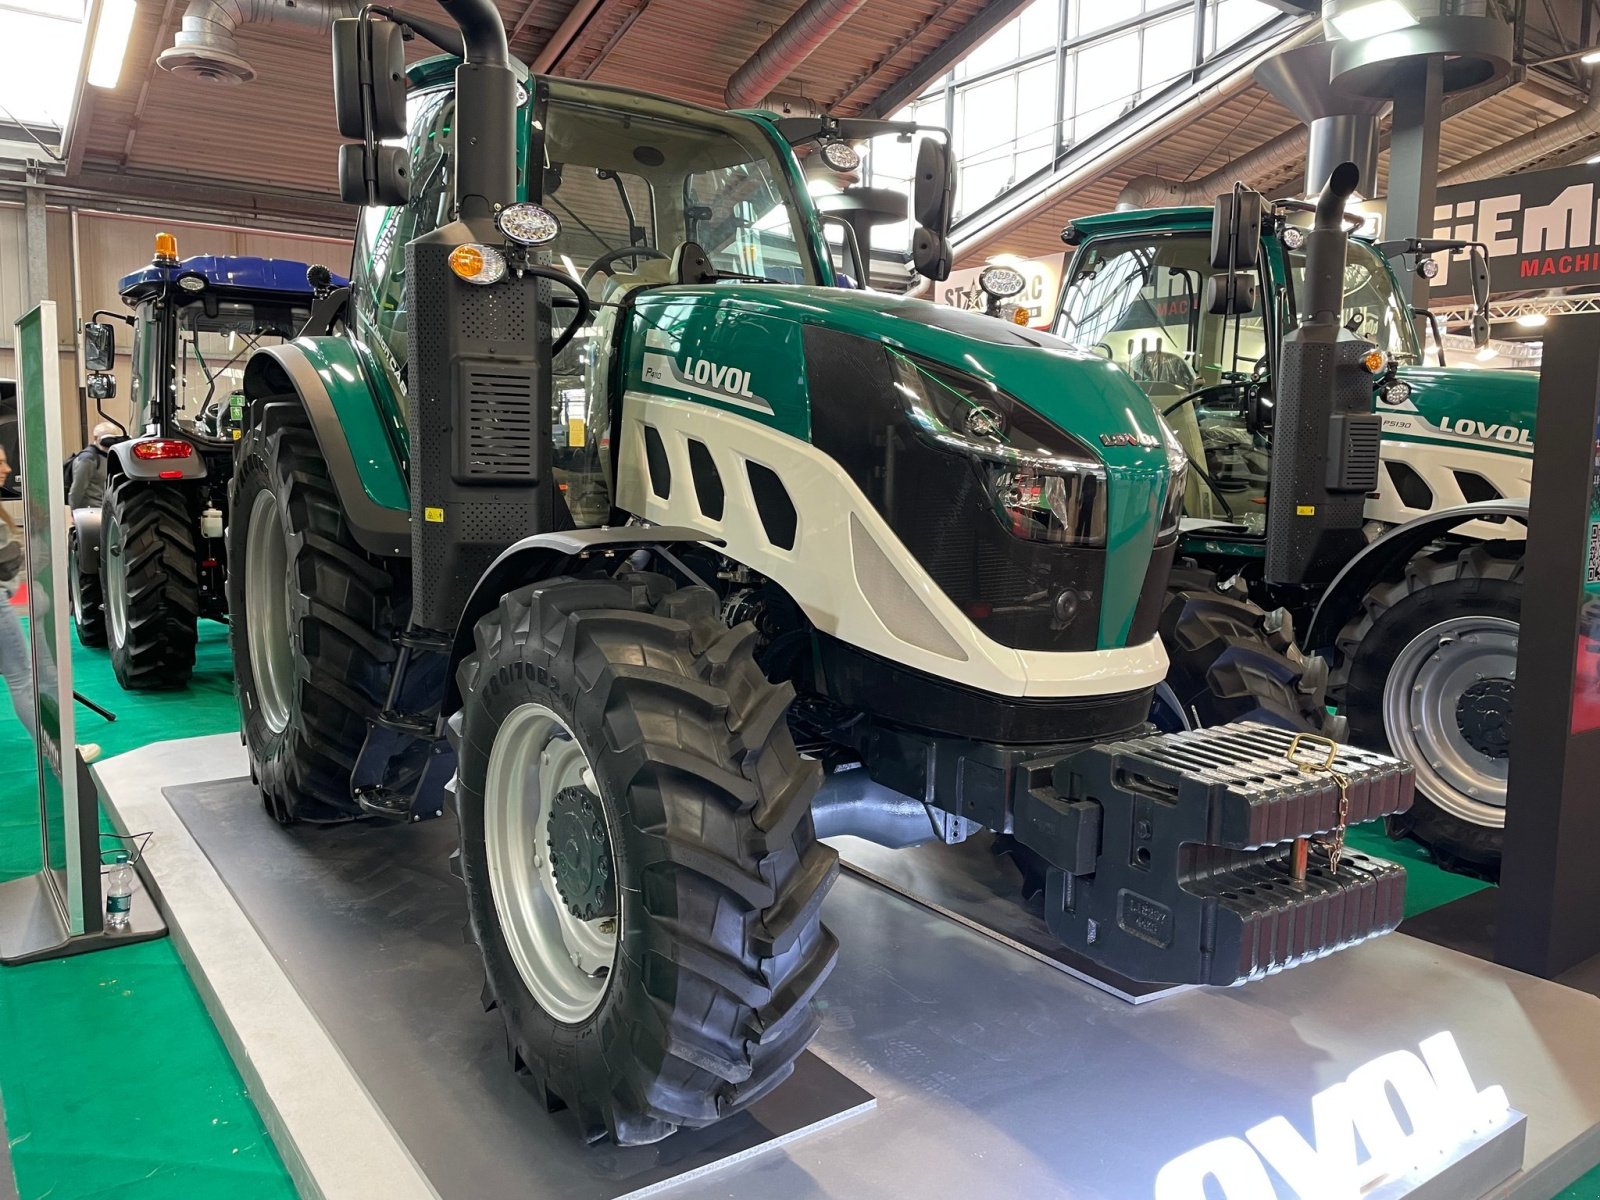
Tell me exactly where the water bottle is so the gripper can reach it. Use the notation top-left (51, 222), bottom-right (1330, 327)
top-left (106, 852), bottom-right (134, 931)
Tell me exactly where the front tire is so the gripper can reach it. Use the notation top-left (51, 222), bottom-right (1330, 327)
top-left (228, 399), bottom-right (408, 823)
top-left (1336, 542), bottom-right (1522, 880)
top-left (450, 574), bottom-right (839, 1145)
top-left (69, 524), bottom-right (106, 648)
top-left (1159, 567), bottom-right (1340, 734)
top-left (102, 479), bottom-right (197, 688)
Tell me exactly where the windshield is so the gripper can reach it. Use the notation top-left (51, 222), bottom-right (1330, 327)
top-left (1287, 240), bottom-right (1420, 363)
top-left (174, 299), bottom-right (307, 439)
top-left (542, 84), bottom-right (821, 292)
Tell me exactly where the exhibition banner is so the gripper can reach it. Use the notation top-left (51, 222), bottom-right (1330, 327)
top-left (1432, 163), bottom-right (1600, 295)
top-left (14, 302), bottom-right (87, 933)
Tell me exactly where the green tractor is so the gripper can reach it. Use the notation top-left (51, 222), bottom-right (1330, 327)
top-left (1054, 193), bottom-right (1526, 880)
top-left (228, 1), bottom-right (1414, 1145)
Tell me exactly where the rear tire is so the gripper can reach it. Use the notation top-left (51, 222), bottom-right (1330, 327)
top-left (69, 525), bottom-right (106, 648)
top-left (1159, 566), bottom-right (1340, 734)
top-left (227, 399), bottom-right (408, 823)
top-left (1335, 542), bottom-right (1521, 880)
top-left (102, 479), bottom-right (197, 689)
top-left (450, 573), bottom-right (839, 1145)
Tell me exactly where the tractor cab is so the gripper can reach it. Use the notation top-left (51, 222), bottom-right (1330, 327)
top-left (94, 236), bottom-right (341, 450)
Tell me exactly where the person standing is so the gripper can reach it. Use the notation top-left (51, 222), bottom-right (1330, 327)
top-left (67, 422), bottom-right (119, 511)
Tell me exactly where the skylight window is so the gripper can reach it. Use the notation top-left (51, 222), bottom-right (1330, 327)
top-left (0, 0), bottom-right (89, 132)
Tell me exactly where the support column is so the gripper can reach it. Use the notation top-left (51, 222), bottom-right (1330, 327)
top-left (1385, 57), bottom-right (1442, 343)
top-left (22, 172), bottom-right (49, 310)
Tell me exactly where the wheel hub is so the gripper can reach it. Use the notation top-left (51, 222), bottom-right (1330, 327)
top-left (547, 785), bottom-right (616, 921)
top-left (1455, 677), bottom-right (1515, 759)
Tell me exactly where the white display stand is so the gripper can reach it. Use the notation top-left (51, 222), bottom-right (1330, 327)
top-left (100, 734), bottom-right (1600, 1200)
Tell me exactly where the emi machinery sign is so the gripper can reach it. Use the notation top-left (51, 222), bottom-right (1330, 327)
top-left (1433, 164), bottom-right (1600, 294)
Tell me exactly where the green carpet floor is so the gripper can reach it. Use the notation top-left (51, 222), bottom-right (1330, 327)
top-left (0, 621), bottom-right (1593, 1198)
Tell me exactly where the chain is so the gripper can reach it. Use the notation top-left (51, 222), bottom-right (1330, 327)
top-left (1284, 733), bottom-right (1352, 876)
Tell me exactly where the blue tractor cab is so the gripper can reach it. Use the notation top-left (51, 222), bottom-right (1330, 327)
top-left (71, 233), bottom-right (344, 689)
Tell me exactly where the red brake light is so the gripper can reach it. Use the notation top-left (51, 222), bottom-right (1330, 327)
top-left (132, 439), bottom-right (193, 461)
top-left (158, 470), bottom-right (183, 479)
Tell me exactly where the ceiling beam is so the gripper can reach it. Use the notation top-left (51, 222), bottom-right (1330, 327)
top-left (861, 0), bottom-right (1037, 118)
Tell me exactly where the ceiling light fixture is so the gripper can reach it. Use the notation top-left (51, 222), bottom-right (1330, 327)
top-left (1328, 0), bottom-right (1418, 41)
top-left (88, 0), bottom-right (137, 90)
top-left (1515, 312), bottom-right (1548, 329)
top-left (1583, 49), bottom-right (1600, 64)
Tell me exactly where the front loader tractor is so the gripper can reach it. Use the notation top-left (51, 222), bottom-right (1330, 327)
top-left (228, 0), bottom-right (1416, 1145)
top-left (72, 241), bottom-right (340, 689)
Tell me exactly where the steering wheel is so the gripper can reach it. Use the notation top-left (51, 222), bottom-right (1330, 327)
top-left (581, 246), bottom-right (669, 290)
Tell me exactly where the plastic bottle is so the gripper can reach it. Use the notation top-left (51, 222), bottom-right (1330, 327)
top-left (106, 852), bottom-right (134, 930)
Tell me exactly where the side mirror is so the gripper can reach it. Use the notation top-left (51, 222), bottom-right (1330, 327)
top-left (912, 136), bottom-right (955, 235)
top-left (1470, 247), bottom-right (1491, 311)
top-left (912, 228), bottom-right (952, 282)
top-left (83, 321), bottom-right (115, 372)
top-left (1210, 189), bottom-right (1262, 271)
top-left (87, 373), bottom-right (116, 401)
top-left (339, 142), bottom-right (410, 207)
top-left (1205, 272), bottom-right (1256, 316)
top-left (333, 19), bottom-right (406, 141)
top-left (1473, 312), bottom-right (1491, 349)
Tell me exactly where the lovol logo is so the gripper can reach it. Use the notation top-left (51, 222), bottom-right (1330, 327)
top-left (683, 358), bottom-right (756, 399)
top-left (1440, 416), bottom-right (1533, 446)
top-left (1101, 431), bottom-right (1159, 449)
top-left (1154, 1031), bottom-right (1510, 1200)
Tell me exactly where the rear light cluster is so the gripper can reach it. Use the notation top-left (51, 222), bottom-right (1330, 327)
top-left (131, 439), bottom-right (193, 461)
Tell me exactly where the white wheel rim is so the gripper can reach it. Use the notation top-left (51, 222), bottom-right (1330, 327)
top-left (105, 511), bottom-right (128, 649)
top-left (1382, 615), bottom-right (1518, 829)
top-left (483, 702), bottom-right (617, 1024)
top-left (245, 490), bottom-right (295, 735)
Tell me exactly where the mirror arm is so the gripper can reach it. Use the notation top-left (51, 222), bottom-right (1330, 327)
top-left (1412, 306), bottom-right (1446, 367)
top-left (90, 309), bottom-right (134, 326)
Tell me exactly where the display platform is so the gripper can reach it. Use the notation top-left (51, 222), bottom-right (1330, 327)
top-left (829, 832), bottom-right (1188, 1003)
top-left (100, 736), bottom-right (1600, 1200)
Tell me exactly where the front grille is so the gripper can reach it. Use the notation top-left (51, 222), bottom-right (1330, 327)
top-left (460, 364), bottom-right (537, 482)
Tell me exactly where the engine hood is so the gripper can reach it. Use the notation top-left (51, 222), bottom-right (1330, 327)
top-left (1393, 364), bottom-right (1538, 450)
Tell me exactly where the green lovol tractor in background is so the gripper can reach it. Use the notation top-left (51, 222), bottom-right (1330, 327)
top-left (1055, 194), bottom-right (1526, 880)
top-left (227, 1), bottom-right (1414, 1146)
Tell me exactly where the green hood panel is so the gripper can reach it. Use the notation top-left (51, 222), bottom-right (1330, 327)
top-left (1393, 365), bottom-right (1537, 452)
top-left (623, 285), bottom-right (1171, 649)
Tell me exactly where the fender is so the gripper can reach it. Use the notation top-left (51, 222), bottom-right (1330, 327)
top-left (1305, 499), bottom-right (1529, 652)
top-left (243, 339), bottom-right (411, 557)
top-left (69, 507), bottom-right (101, 574)
top-left (109, 436), bottom-right (207, 481)
top-left (445, 525), bottom-right (719, 710)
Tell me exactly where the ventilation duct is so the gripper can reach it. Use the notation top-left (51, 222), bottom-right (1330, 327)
top-left (724, 0), bottom-right (868, 110)
top-left (1116, 129), bottom-right (1308, 210)
top-left (158, 0), bottom-right (362, 84)
top-left (1439, 72), bottom-right (1600, 184)
top-left (1255, 42), bottom-right (1387, 196)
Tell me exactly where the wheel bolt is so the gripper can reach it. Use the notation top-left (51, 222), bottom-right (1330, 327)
top-left (569, 950), bottom-right (581, 968)
top-left (599, 918), bottom-right (616, 935)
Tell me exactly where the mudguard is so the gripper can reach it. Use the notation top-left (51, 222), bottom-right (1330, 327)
top-left (1304, 499), bottom-right (1529, 651)
top-left (242, 339), bottom-right (411, 558)
top-left (109, 437), bottom-right (207, 481)
top-left (69, 507), bottom-right (101, 574)
top-left (445, 526), bottom-right (718, 707)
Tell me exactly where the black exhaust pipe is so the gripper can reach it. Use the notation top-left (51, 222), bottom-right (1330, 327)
top-left (1263, 161), bottom-right (1382, 589)
top-left (1302, 161), bottom-right (1361, 328)
top-left (433, 0), bottom-right (515, 223)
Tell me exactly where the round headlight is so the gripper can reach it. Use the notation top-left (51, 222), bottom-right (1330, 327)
top-left (1280, 225), bottom-right (1306, 250)
top-left (176, 272), bottom-right (207, 293)
top-left (978, 264), bottom-right (1026, 299)
top-left (494, 202), bottom-right (561, 247)
top-left (1418, 257), bottom-right (1440, 279)
top-left (448, 243), bottom-right (508, 286)
top-left (820, 140), bottom-right (860, 172)
top-left (1381, 380), bottom-right (1413, 406)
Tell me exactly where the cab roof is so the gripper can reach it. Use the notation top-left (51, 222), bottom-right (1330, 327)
top-left (117, 255), bottom-right (343, 302)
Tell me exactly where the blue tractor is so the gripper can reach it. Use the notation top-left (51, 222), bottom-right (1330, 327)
top-left (73, 235), bottom-right (345, 689)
